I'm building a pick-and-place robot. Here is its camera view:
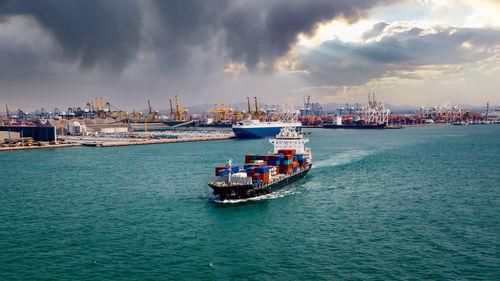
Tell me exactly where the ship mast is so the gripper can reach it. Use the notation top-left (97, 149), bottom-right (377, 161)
top-left (226, 158), bottom-right (232, 183)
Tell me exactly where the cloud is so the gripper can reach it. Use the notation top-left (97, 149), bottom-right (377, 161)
top-left (0, 0), bottom-right (142, 71)
top-left (362, 21), bottom-right (388, 40)
top-left (0, 0), bottom-right (399, 73)
top-left (293, 25), bottom-right (500, 86)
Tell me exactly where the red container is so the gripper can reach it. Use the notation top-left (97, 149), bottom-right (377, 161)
top-left (252, 174), bottom-right (262, 180)
top-left (278, 149), bottom-right (297, 155)
top-left (262, 173), bottom-right (270, 183)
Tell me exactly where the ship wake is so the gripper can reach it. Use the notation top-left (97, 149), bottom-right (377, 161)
top-left (313, 149), bottom-right (374, 168)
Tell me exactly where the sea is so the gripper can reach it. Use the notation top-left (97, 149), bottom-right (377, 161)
top-left (1, 125), bottom-right (499, 280)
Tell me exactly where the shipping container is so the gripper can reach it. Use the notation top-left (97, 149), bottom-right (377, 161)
top-left (215, 165), bottom-right (228, 176)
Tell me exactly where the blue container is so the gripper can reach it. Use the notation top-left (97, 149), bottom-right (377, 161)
top-left (253, 179), bottom-right (261, 185)
top-left (231, 166), bottom-right (239, 173)
top-left (292, 167), bottom-right (297, 173)
top-left (255, 166), bottom-right (270, 174)
top-left (218, 169), bottom-right (229, 176)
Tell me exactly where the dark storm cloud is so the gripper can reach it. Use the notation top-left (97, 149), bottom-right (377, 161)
top-left (221, 0), bottom-right (398, 69)
top-left (296, 26), bottom-right (500, 86)
top-left (0, 0), bottom-right (142, 71)
top-left (0, 0), bottom-right (398, 72)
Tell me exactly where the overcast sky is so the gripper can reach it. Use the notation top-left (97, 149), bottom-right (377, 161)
top-left (0, 0), bottom-right (499, 112)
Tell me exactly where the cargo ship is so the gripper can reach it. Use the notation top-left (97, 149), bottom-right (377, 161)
top-left (208, 127), bottom-right (312, 202)
top-left (323, 116), bottom-right (387, 129)
top-left (232, 119), bottom-right (302, 138)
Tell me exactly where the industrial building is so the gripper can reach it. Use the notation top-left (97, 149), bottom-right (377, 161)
top-left (0, 126), bottom-right (56, 142)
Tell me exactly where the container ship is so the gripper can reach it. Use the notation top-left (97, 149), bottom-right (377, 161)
top-left (323, 116), bottom-right (387, 129)
top-left (232, 119), bottom-right (302, 138)
top-left (208, 127), bottom-right (312, 202)
top-left (323, 94), bottom-right (390, 129)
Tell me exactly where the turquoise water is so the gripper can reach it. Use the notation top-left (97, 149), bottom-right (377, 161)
top-left (1, 125), bottom-right (499, 280)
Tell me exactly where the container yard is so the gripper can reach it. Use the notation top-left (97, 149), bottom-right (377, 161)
top-left (299, 95), bottom-right (496, 128)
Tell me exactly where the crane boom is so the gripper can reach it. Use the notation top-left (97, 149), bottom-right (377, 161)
top-left (148, 100), bottom-right (153, 115)
top-left (100, 98), bottom-right (105, 113)
top-left (175, 95), bottom-right (181, 114)
top-left (247, 97), bottom-right (252, 115)
top-left (254, 97), bottom-right (259, 114)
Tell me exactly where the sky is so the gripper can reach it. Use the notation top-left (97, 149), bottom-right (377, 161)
top-left (0, 0), bottom-right (499, 112)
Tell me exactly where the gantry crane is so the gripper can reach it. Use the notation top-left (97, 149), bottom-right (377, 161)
top-left (173, 95), bottom-right (189, 121)
top-left (247, 97), bottom-right (254, 118)
top-left (253, 97), bottom-right (266, 120)
top-left (206, 104), bottom-right (234, 123)
top-left (169, 99), bottom-right (174, 118)
top-left (146, 99), bottom-right (160, 121)
top-left (233, 107), bottom-right (245, 122)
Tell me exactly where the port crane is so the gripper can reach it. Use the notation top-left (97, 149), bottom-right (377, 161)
top-left (171, 95), bottom-right (189, 121)
top-left (253, 97), bottom-right (266, 120)
top-left (233, 107), bottom-right (245, 122)
top-left (146, 99), bottom-right (161, 121)
top-left (205, 104), bottom-right (234, 123)
top-left (247, 97), bottom-right (254, 117)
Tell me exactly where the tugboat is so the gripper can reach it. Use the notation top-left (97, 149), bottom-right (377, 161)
top-left (208, 127), bottom-right (312, 202)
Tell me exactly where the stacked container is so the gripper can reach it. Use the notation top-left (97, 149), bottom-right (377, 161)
top-left (215, 165), bottom-right (227, 176)
top-left (216, 165), bottom-right (240, 176)
top-left (220, 149), bottom-right (309, 184)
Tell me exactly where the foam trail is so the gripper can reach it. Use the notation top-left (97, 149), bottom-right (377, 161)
top-left (313, 149), bottom-right (374, 168)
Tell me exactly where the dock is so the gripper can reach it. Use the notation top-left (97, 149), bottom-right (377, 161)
top-left (96, 135), bottom-right (233, 147)
top-left (0, 143), bottom-right (82, 151)
top-left (1, 135), bottom-right (234, 151)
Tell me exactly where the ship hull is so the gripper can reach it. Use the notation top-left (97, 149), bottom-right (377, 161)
top-left (198, 123), bottom-right (233, 128)
top-left (162, 120), bottom-right (196, 127)
top-left (233, 125), bottom-right (302, 139)
top-left (209, 164), bottom-right (311, 202)
top-left (323, 123), bottom-right (387, 129)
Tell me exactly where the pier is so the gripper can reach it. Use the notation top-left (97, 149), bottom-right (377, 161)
top-left (96, 135), bottom-right (233, 147)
